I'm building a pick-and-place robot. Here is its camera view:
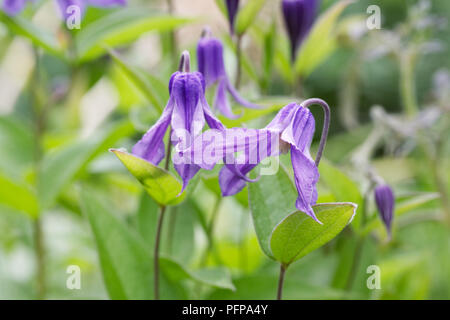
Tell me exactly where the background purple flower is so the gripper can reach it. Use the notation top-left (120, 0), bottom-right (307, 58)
top-left (2, 0), bottom-right (31, 16)
top-left (374, 184), bottom-right (395, 237)
top-left (225, 0), bottom-right (239, 34)
top-left (197, 32), bottom-right (261, 119)
top-left (282, 0), bottom-right (319, 61)
top-left (57, 0), bottom-right (125, 20)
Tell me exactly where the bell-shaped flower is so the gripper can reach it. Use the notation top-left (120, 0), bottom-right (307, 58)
top-left (197, 29), bottom-right (261, 119)
top-left (225, 0), bottom-right (240, 34)
top-left (132, 51), bottom-right (225, 192)
top-left (281, 0), bottom-right (319, 61)
top-left (374, 184), bottom-right (395, 238)
top-left (179, 98), bottom-right (330, 223)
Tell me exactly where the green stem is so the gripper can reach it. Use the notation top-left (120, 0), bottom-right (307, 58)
top-left (153, 205), bottom-right (166, 300)
top-left (167, 0), bottom-right (178, 70)
top-left (200, 196), bottom-right (222, 266)
top-left (33, 218), bottom-right (45, 299)
top-left (31, 47), bottom-right (47, 300)
top-left (277, 264), bottom-right (287, 300)
top-left (153, 136), bottom-right (173, 300)
top-left (399, 51), bottom-right (419, 117)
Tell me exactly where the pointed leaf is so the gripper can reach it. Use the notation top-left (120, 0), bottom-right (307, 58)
top-left (111, 149), bottom-right (184, 206)
top-left (248, 165), bottom-right (298, 258)
top-left (270, 202), bottom-right (357, 265)
top-left (75, 9), bottom-right (191, 62)
top-left (295, 0), bottom-right (352, 77)
top-left (235, 0), bottom-right (266, 35)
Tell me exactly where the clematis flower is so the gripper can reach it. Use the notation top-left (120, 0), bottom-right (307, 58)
top-left (132, 51), bottom-right (225, 192)
top-left (197, 29), bottom-right (261, 119)
top-left (374, 184), bottom-right (395, 238)
top-left (180, 98), bottom-right (330, 223)
top-left (281, 0), bottom-right (319, 61)
top-left (1, 0), bottom-right (125, 18)
top-left (225, 0), bottom-right (239, 34)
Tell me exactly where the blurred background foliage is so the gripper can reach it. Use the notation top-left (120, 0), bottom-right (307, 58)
top-left (0, 0), bottom-right (449, 300)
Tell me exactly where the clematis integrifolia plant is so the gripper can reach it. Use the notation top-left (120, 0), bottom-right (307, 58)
top-left (225, 0), bottom-right (240, 34)
top-left (281, 0), bottom-right (319, 61)
top-left (2, 0), bottom-right (126, 18)
top-left (374, 184), bottom-right (395, 239)
top-left (197, 28), bottom-right (262, 119)
top-left (179, 98), bottom-right (330, 223)
top-left (132, 51), bottom-right (225, 192)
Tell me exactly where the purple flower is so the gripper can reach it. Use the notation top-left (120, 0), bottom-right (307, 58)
top-left (2, 0), bottom-right (31, 15)
top-left (225, 0), bottom-right (239, 34)
top-left (197, 30), bottom-right (261, 119)
top-left (132, 51), bottom-right (225, 192)
top-left (281, 0), bottom-right (319, 61)
top-left (374, 184), bottom-right (395, 237)
top-left (57, 0), bottom-right (125, 20)
top-left (180, 98), bottom-right (330, 223)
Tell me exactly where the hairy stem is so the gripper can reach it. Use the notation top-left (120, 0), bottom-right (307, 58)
top-left (154, 133), bottom-right (173, 300)
top-left (154, 205), bottom-right (167, 300)
top-left (277, 264), bottom-right (287, 300)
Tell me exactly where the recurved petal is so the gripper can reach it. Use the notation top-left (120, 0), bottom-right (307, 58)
top-left (291, 145), bottom-right (320, 223)
top-left (280, 105), bottom-right (315, 152)
top-left (219, 163), bottom-right (257, 196)
top-left (227, 79), bottom-right (262, 110)
top-left (214, 78), bottom-right (241, 119)
top-left (131, 97), bottom-right (175, 165)
top-left (174, 163), bottom-right (201, 193)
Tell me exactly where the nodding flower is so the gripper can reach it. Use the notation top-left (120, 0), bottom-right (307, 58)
top-left (225, 0), bottom-right (240, 34)
top-left (374, 184), bottom-right (395, 239)
top-left (132, 51), bottom-right (225, 192)
top-left (2, 0), bottom-right (126, 18)
top-left (281, 0), bottom-right (319, 61)
top-left (180, 98), bottom-right (330, 223)
top-left (197, 28), bottom-right (262, 119)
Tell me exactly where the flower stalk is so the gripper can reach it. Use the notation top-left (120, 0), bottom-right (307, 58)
top-left (277, 264), bottom-right (287, 300)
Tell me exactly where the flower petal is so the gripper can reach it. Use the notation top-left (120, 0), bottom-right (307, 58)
top-left (132, 97), bottom-right (174, 165)
top-left (227, 79), bottom-right (262, 109)
top-left (281, 105), bottom-right (315, 152)
top-left (174, 163), bottom-right (200, 193)
top-left (291, 145), bottom-right (320, 223)
top-left (3, 0), bottom-right (27, 16)
top-left (214, 78), bottom-right (241, 119)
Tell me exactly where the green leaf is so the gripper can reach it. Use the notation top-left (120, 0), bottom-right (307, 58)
top-left (160, 259), bottom-right (235, 291)
top-left (0, 172), bottom-right (38, 219)
top-left (295, 0), bottom-right (351, 77)
top-left (38, 121), bottom-right (134, 209)
top-left (111, 149), bottom-right (184, 206)
top-left (82, 189), bottom-right (187, 299)
top-left (108, 49), bottom-right (166, 112)
top-left (235, 0), bottom-right (266, 35)
top-left (0, 12), bottom-right (63, 58)
top-left (319, 160), bottom-right (363, 228)
top-left (82, 190), bottom-right (233, 299)
top-left (248, 165), bottom-right (298, 258)
top-left (75, 9), bottom-right (190, 62)
top-left (270, 202), bottom-right (357, 266)
top-left (0, 116), bottom-right (34, 176)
